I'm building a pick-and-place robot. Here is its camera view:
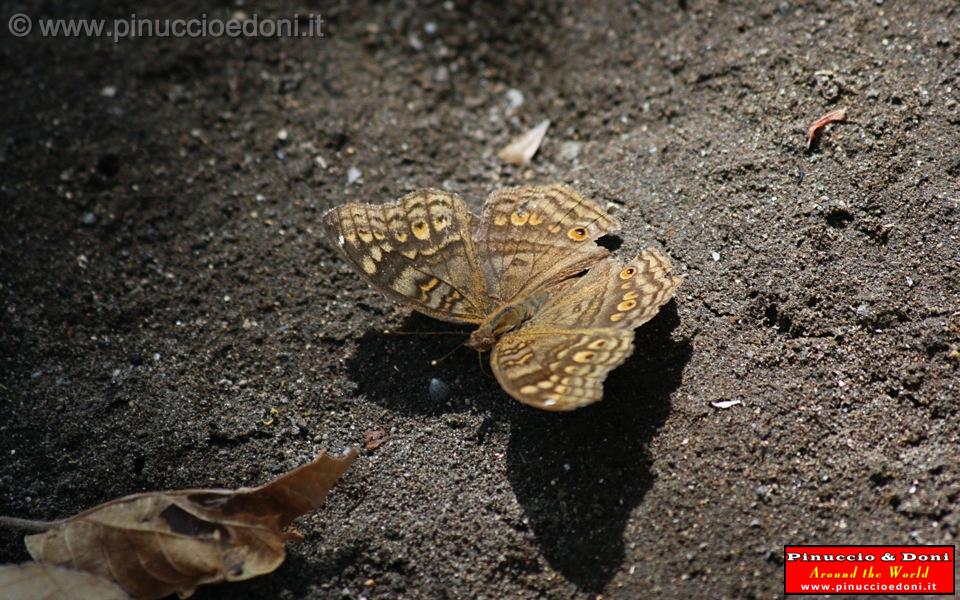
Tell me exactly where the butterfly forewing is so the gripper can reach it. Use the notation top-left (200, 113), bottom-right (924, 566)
top-left (531, 249), bottom-right (682, 331)
top-left (490, 249), bottom-right (681, 410)
top-left (322, 189), bottom-right (490, 323)
top-left (474, 184), bottom-right (620, 304)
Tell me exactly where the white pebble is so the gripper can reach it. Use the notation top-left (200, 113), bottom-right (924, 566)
top-left (347, 167), bottom-right (362, 184)
top-left (506, 88), bottom-right (524, 109)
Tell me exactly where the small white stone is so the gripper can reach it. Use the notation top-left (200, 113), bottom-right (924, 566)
top-left (276, 128), bottom-right (289, 141)
top-left (711, 251), bottom-right (721, 262)
top-left (506, 88), bottom-right (524, 109)
top-left (100, 85), bottom-right (117, 98)
top-left (347, 167), bottom-right (362, 184)
top-left (559, 141), bottom-right (583, 162)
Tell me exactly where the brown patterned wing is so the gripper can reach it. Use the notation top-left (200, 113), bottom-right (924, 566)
top-left (474, 184), bottom-right (621, 304)
top-left (490, 249), bottom-right (682, 410)
top-left (323, 189), bottom-right (490, 323)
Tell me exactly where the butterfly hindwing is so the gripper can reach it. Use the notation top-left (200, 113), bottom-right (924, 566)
top-left (474, 184), bottom-right (621, 304)
top-left (491, 249), bottom-right (681, 410)
top-left (322, 189), bottom-right (489, 323)
top-left (491, 328), bottom-right (635, 410)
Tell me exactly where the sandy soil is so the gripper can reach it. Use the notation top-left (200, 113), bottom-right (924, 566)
top-left (1, 1), bottom-right (958, 598)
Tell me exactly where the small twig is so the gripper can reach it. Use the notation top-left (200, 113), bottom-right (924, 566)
top-left (0, 515), bottom-right (62, 532)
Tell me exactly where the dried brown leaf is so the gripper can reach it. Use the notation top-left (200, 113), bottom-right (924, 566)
top-left (0, 562), bottom-right (130, 600)
top-left (23, 448), bottom-right (358, 600)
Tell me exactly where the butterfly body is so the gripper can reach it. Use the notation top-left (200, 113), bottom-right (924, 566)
top-left (466, 291), bottom-right (549, 352)
top-left (324, 184), bottom-right (681, 411)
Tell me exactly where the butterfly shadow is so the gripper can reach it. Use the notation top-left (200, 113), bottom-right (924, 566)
top-left (505, 302), bottom-right (690, 592)
top-left (346, 304), bottom-right (690, 593)
top-left (345, 312), bottom-right (508, 417)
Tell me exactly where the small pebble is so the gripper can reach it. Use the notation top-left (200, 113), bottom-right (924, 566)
top-left (711, 251), bottom-right (721, 262)
top-left (506, 88), bottom-right (524, 109)
top-left (100, 85), bottom-right (117, 98)
top-left (82, 212), bottom-right (98, 225)
top-left (276, 129), bottom-right (289, 141)
top-left (347, 167), bottom-right (362, 185)
top-left (429, 377), bottom-right (450, 402)
top-left (558, 141), bottom-right (583, 162)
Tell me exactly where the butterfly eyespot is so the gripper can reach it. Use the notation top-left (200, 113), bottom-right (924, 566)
top-left (617, 299), bottom-right (637, 311)
top-left (511, 211), bottom-right (530, 226)
top-left (432, 215), bottom-right (449, 230)
top-left (567, 226), bottom-right (588, 241)
top-left (573, 351), bottom-right (596, 363)
top-left (620, 267), bottom-right (637, 280)
top-left (587, 339), bottom-right (608, 350)
top-left (411, 221), bottom-right (430, 240)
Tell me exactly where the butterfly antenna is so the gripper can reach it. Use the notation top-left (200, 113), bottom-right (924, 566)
top-left (477, 351), bottom-right (494, 379)
top-left (430, 343), bottom-right (465, 366)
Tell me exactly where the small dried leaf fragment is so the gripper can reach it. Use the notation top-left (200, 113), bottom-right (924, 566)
top-left (363, 427), bottom-right (389, 450)
top-left (24, 448), bottom-right (358, 600)
top-left (710, 399), bottom-right (742, 409)
top-left (499, 119), bottom-right (550, 165)
top-left (806, 108), bottom-right (847, 150)
top-left (0, 562), bottom-right (130, 600)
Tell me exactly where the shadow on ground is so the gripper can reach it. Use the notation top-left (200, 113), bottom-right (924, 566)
top-left (348, 303), bottom-right (689, 591)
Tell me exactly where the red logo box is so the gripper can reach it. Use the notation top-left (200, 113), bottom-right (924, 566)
top-left (785, 545), bottom-right (955, 595)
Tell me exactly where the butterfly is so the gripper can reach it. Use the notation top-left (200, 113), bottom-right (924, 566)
top-left (323, 184), bottom-right (682, 411)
